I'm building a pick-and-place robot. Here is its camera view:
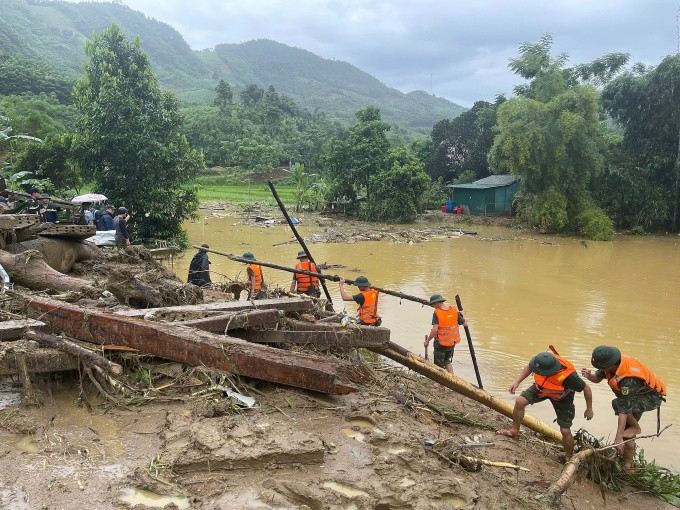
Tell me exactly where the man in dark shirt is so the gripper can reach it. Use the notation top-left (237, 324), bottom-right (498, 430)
top-left (98, 205), bottom-right (116, 230)
top-left (188, 244), bottom-right (212, 287)
top-left (497, 350), bottom-right (593, 459)
top-left (25, 188), bottom-right (42, 215)
top-left (113, 207), bottom-right (130, 249)
top-left (38, 194), bottom-right (58, 223)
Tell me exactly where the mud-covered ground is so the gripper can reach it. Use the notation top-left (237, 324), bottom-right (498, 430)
top-left (198, 202), bottom-right (546, 246)
top-left (0, 365), bottom-right (673, 510)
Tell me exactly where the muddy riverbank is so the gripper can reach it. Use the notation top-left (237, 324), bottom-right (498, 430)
top-left (0, 364), bottom-right (673, 509)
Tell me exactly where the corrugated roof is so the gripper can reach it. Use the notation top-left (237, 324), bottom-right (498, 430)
top-left (446, 174), bottom-right (520, 189)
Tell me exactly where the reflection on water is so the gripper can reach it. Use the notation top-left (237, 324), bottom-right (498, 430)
top-left (176, 215), bottom-right (680, 470)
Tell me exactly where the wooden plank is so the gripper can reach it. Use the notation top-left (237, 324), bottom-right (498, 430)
top-left (0, 347), bottom-right (78, 375)
top-left (236, 329), bottom-right (362, 347)
top-left (148, 247), bottom-right (180, 257)
top-left (114, 297), bottom-right (314, 319)
top-left (284, 318), bottom-right (390, 347)
top-left (0, 319), bottom-right (46, 341)
top-left (177, 309), bottom-right (281, 333)
top-left (21, 295), bottom-right (368, 395)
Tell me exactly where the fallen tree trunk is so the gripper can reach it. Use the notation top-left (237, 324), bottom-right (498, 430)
top-left (0, 250), bottom-right (99, 295)
top-left (6, 237), bottom-right (98, 273)
top-left (0, 346), bottom-right (78, 375)
top-left (373, 342), bottom-right (562, 443)
top-left (105, 266), bottom-right (202, 308)
top-left (178, 309), bottom-right (282, 333)
top-left (20, 295), bottom-right (368, 395)
top-left (115, 297), bottom-right (314, 320)
top-left (25, 330), bottom-right (123, 376)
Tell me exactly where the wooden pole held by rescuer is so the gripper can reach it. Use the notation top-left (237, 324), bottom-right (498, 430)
top-left (194, 246), bottom-right (431, 305)
top-left (455, 294), bottom-right (483, 389)
top-left (267, 180), bottom-right (335, 309)
top-left (372, 341), bottom-right (562, 443)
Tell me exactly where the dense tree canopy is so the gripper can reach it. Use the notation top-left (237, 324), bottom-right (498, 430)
top-left (489, 34), bottom-right (622, 239)
top-left (73, 24), bottom-right (203, 244)
top-left (602, 55), bottom-right (680, 231)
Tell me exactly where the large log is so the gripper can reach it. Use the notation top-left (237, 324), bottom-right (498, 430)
top-left (236, 329), bottom-right (356, 346)
top-left (283, 318), bottom-right (390, 347)
top-left (25, 330), bottom-right (123, 376)
top-left (178, 309), bottom-right (282, 333)
top-left (0, 346), bottom-right (78, 375)
top-left (0, 250), bottom-right (99, 295)
top-left (0, 319), bottom-right (46, 341)
top-left (20, 295), bottom-right (367, 395)
top-left (114, 297), bottom-right (314, 319)
top-left (6, 237), bottom-right (98, 273)
top-left (373, 342), bottom-right (562, 442)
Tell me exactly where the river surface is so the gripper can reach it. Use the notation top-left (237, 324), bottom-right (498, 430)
top-left (174, 214), bottom-right (680, 470)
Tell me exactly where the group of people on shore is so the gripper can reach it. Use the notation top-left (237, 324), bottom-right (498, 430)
top-left (187, 245), bottom-right (667, 468)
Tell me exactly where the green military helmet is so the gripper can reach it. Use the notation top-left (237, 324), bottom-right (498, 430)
top-left (40, 193), bottom-right (51, 199)
top-left (529, 352), bottom-right (561, 376)
top-left (296, 250), bottom-right (308, 259)
top-left (200, 243), bottom-right (209, 249)
top-left (428, 294), bottom-right (446, 305)
top-left (591, 346), bottom-right (621, 369)
top-left (242, 252), bottom-right (255, 261)
top-left (353, 275), bottom-right (371, 287)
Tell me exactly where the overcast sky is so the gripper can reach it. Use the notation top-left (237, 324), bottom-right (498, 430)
top-left (120, 0), bottom-right (677, 107)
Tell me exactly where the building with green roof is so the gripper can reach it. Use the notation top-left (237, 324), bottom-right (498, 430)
top-left (446, 175), bottom-right (520, 215)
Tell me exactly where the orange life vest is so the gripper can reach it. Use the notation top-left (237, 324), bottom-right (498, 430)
top-left (434, 307), bottom-right (462, 347)
top-left (533, 354), bottom-right (576, 401)
top-left (247, 264), bottom-right (263, 292)
top-left (606, 354), bottom-right (667, 397)
top-left (358, 289), bottom-right (380, 324)
top-left (294, 261), bottom-right (318, 292)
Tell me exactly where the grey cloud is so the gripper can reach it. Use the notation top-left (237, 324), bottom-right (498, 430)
top-left (123, 0), bottom-right (677, 106)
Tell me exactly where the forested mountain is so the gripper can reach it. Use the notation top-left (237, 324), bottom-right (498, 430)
top-left (0, 0), bottom-right (465, 135)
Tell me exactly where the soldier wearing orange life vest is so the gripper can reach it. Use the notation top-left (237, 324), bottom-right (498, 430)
top-left (496, 350), bottom-right (594, 460)
top-left (242, 252), bottom-right (265, 300)
top-left (338, 276), bottom-right (381, 326)
top-left (290, 250), bottom-right (320, 297)
top-left (581, 346), bottom-right (666, 470)
top-left (423, 294), bottom-right (466, 374)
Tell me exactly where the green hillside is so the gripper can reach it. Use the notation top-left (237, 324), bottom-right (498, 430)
top-left (0, 0), bottom-right (465, 134)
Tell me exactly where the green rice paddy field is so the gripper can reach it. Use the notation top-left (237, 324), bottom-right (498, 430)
top-left (196, 184), bottom-right (296, 206)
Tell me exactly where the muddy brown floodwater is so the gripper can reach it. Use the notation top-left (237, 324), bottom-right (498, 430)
top-left (177, 214), bottom-right (680, 471)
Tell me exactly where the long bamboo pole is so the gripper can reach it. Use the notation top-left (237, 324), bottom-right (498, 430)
top-left (196, 246), bottom-right (430, 305)
top-left (267, 180), bottom-right (334, 308)
top-left (455, 294), bottom-right (484, 389)
top-left (373, 341), bottom-right (562, 442)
